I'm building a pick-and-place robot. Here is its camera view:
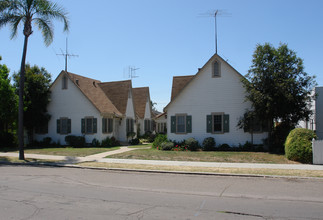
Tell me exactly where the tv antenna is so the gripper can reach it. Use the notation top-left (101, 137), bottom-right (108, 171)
top-left (127, 66), bottom-right (140, 79)
top-left (199, 10), bottom-right (231, 54)
top-left (57, 38), bottom-right (79, 72)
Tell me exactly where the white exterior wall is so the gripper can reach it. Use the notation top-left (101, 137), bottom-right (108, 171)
top-left (166, 57), bottom-right (267, 146)
top-left (34, 75), bottom-right (116, 145)
top-left (137, 99), bottom-right (152, 136)
top-left (118, 93), bottom-right (136, 142)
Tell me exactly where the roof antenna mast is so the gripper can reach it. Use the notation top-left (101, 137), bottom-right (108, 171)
top-left (57, 38), bottom-right (79, 72)
top-left (199, 10), bottom-right (231, 54)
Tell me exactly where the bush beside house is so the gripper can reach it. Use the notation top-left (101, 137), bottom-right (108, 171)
top-left (285, 128), bottom-right (316, 164)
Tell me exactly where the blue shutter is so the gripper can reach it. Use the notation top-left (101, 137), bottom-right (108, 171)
top-left (206, 115), bottom-right (212, 133)
top-left (81, 119), bottom-right (85, 133)
top-left (93, 118), bottom-right (97, 133)
top-left (171, 116), bottom-right (176, 133)
top-left (57, 119), bottom-right (60, 134)
top-left (186, 116), bottom-right (192, 133)
top-left (67, 119), bottom-right (71, 133)
top-left (223, 114), bottom-right (229, 133)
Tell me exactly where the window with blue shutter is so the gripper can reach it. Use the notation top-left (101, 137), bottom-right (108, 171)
top-left (207, 113), bottom-right (229, 133)
top-left (57, 118), bottom-right (71, 134)
top-left (82, 117), bottom-right (97, 134)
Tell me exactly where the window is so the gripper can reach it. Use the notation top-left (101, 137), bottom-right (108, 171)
top-left (206, 113), bottom-right (229, 133)
top-left (213, 114), bottom-right (223, 132)
top-left (126, 118), bottom-right (134, 133)
top-left (144, 119), bottom-right (151, 132)
top-left (176, 115), bottom-right (185, 133)
top-left (157, 122), bottom-right (167, 134)
top-left (62, 75), bottom-right (68, 89)
top-left (81, 117), bottom-right (97, 134)
top-left (57, 118), bottom-right (71, 134)
top-left (86, 118), bottom-right (93, 133)
top-left (102, 118), bottom-right (113, 133)
top-left (213, 60), bottom-right (221, 77)
top-left (171, 114), bottom-right (192, 134)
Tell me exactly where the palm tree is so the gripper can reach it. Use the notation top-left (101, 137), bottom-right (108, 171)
top-left (0, 0), bottom-right (69, 160)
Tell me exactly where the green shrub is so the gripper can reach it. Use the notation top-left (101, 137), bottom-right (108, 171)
top-left (147, 133), bottom-right (156, 143)
top-left (285, 128), bottom-right (316, 164)
top-left (110, 137), bottom-right (120, 146)
top-left (42, 137), bottom-right (52, 147)
top-left (101, 137), bottom-right (112, 147)
top-left (184, 137), bottom-right (199, 151)
top-left (91, 138), bottom-right (100, 147)
top-left (65, 135), bottom-right (86, 148)
top-left (129, 138), bottom-right (141, 145)
top-left (202, 137), bottom-right (216, 151)
top-left (217, 143), bottom-right (231, 151)
top-left (152, 134), bottom-right (167, 148)
top-left (161, 141), bottom-right (174, 151)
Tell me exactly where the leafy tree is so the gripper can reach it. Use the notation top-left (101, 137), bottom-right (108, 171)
top-left (241, 43), bottom-right (316, 149)
top-left (0, 0), bottom-right (69, 159)
top-left (13, 64), bottom-right (51, 144)
top-left (0, 56), bottom-right (17, 134)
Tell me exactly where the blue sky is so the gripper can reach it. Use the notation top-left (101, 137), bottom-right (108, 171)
top-left (1, 0), bottom-right (322, 112)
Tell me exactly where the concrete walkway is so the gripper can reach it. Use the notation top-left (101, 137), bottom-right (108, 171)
top-left (1, 147), bottom-right (323, 171)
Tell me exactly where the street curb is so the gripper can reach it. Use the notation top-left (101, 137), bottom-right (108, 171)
top-left (1, 161), bottom-right (322, 180)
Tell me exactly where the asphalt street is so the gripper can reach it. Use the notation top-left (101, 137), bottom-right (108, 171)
top-left (0, 165), bottom-right (323, 219)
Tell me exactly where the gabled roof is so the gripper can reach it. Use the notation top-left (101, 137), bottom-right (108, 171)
top-left (164, 53), bottom-right (244, 112)
top-left (98, 80), bottom-right (132, 115)
top-left (65, 71), bottom-right (122, 116)
top-left (171, 75), bottom-right (194, 101)
top-left (133, 87), bottom-right (150, 119)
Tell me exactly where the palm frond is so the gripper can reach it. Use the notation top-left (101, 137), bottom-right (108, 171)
top-left (35, 0), bottom-right (69, 32)
top-left (10, 15), bottom-right (24, 39)
top-left (34, 17), bottom-right (53, 46)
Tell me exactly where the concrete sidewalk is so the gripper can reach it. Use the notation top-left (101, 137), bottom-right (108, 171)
top-left (1, 150), bottom-right (323, 171)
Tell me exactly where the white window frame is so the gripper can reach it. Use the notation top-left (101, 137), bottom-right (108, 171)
top-left (212, 59), bottom-right (221, 78)
top-left (176, 114), bottom-right (186, 134)
top-left (212, 112), bottom-right (224, 133)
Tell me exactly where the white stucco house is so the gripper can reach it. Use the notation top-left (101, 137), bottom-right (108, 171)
top-left (133, 87), bottom-right (153, 136)
top-left (155, 112), bottom-right (167, 134)
top-left (163, 53), bottom-right (268, 146)
top-left (34, 71), bottom-right (153, 144)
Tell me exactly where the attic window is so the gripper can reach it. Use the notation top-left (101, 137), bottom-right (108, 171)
top-left (75, 79), bottom-right (79, 85)
top-left (93, 81), bottom-right (96, 87)
top-left (62, 75), bottom-right (68, 89)
top-left (213, 60), bottom-right (221, 77)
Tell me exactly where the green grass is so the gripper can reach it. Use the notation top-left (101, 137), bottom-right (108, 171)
top-left (15, 147), bottom-right (121, 157)
top-left (78, 162), bottom-right (323, 178)
top-left (107, 148), bottom-right (297, 164)
top-left (127, 144), bottom-right (152, 149)
top-left (0, 156), bottom-right (61, 164)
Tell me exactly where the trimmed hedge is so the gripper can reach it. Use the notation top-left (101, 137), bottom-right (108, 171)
top-left (285, 128), bottom-right (316, 164)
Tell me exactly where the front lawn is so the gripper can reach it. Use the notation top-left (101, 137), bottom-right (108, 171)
top-left (17, 147), bottom-right (121, 157)
top-left (107, 148), bottom-right (297, 164)
top-left (127, 144), bottom-right (152, 149)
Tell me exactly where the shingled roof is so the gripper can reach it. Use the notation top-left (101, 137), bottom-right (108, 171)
top-left (171, 75), bottom-right (194, 101)
top-left (133, 87), bottom-right (150, 119)
top-left (65, 71), bottom-right (122, 116)
top-left (98, 80), bottom-right (132, 115)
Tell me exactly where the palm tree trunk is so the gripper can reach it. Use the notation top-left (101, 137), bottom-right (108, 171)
top-left (18, 35), bottom-right (29, 160)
